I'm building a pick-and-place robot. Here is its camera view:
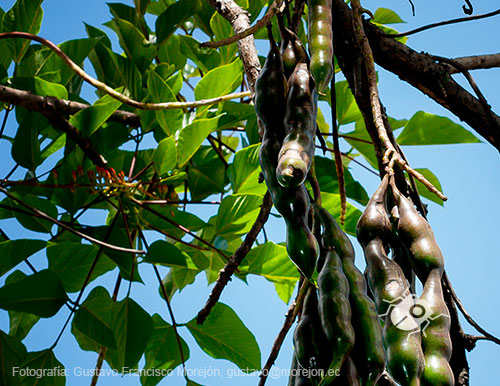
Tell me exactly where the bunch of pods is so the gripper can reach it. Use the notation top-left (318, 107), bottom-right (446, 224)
top-left (255, 6), bottom-right (453, 384)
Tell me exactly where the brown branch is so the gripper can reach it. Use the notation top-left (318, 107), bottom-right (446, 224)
top-left (350, 0), bottom-right (447, 201)
top-left (0, 84), bottom-right (141, 126)
top-left (206, 0), bottom-right (262, 93)
top-left (446, 53), bottom-right (500, 73)
top-left (364, 20), bottom-right (500, 151)
top-left (386, 8), bottom-right (500, 38)
top-left (290, 0), bottom-right (306, 33)
top-left (201, 0), bottom-right (283, 48)
top-left (0, 33), bottom-right (250, 110)
top-left (196, 191), bottom-right (272, 324)
top-left (258, 280), bottom-right (309, 386)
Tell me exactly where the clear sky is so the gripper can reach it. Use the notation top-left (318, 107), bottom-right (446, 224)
top-left (0, 0), bottom-right (499, 385)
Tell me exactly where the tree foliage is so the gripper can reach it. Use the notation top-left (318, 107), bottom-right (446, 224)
top-left (0, 1), bottom-right (497, 385)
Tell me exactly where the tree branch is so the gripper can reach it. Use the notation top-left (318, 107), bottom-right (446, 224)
top-left (364, 22), bottom-right (500, 151)
top-left (206, 0), bottom-right (262, 93)
top-left (201, 0), bottom-right (283, 49)
top-left (446, 53), bottom-right (500, 73)
top-left (0, 84), bottom-right (141, 126)
top-left (196, 191), bottom-right (272, 324)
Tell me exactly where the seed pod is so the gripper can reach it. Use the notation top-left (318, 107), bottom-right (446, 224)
top-left (278, 16), bottom-right (309, 79)
top-left (277, 62), bottom-right (318, 188)
top-left (418, 269), bottom-right (454, 386)
top-left (357, 175), bottom-right (425, 386)
top-left (316, 249), bottom-right (354, 386)
top-left (315, 204), bottom-right (384, 386)
top-left (308, 0), bottom-right (334, 93)
top-left (294, 286), bottom-right (331, 383)
top-left (256, 30), bottom-right (319, 281)
top-left (390, 178), bottom-right (445, 280)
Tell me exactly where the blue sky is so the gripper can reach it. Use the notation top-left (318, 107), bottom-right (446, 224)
top-left (0, 0), bottom-right (499, 385)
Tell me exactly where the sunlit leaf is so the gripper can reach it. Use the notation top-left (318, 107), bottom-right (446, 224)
top-left (187, 303), bottom-right (261, 371)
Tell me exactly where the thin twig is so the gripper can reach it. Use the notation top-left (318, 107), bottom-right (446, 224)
top-left (132, 198), bottom-right (229, 261)
top-left (316, 145), bottom-right (380, 176)
top-left (258, 280), bottom-right (309, 386)
top-left (385, 8), bottom-right (500, 38)
top-left (350, 0), bottom-right (447, 201)
top-left (50, 214), bottom-right (119, 349)
top-left (153, 263), bottom-right (189, 379)
top-left (91, 273), bottom-right (122, 386)
top-left (201, 0), bottom-right (283, 49)
top-left (444, 273), bottom-right (500, 346)
top-left (208, 134), bottom-right (236, 153)
top-left (330, 73), bottom-right (347, 224)
top-left (207, 136), bottom-right (229, 168)
top-left (291, 0), bottom-right (306, 33)
top-left (196, 192), bottom-right (272, 324)
top-left (0, 186), bottom-right (145, 254)
top-left (0, 105), bottom-right (11, 140)
top-left (0, 33), bottom-right (250, 110)
top-left (139, 199), bottom-right (221, 205)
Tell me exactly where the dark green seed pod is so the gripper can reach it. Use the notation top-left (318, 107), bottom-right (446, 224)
top-left (390, 178), bottom-right (445, 281)
top-left (357, 175), bottom-right (425, 386)
top-left (294, 286), bottom-right (331, 383)
top-left (308, 0), bottom-right (334, 93)
top-left (256, 29), bottom-right (319, 282)
top-left (316, 249), bottom-right (354, 386)
top-left (315, 204), bottom-right (384, 386)
top-left (419, 269), bottom-right (454, 386)
top-left (277, 62), bottom-right (317, 188)
top-left (278, 16), bottom-right (309, 79)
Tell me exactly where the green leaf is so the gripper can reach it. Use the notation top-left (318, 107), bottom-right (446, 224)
top-left (0, 270), bottom-right (68, 318)
top-left (147, 70), bottom-right (183, 137)
top-left (156, 34), bottom-right (187, 72)
top-left (156, 0), bottom-right (200, 45)
top-left (215, 193), bottom-right (263, 240)
top-left (194, 60), bottom-right (243, 116)
top-left (11, 112), bottom-right (42, 171)
top-left (413, 168), bottom-right (445, 206)
top-left (134, 0), bottom-right (151, 15)
top-left (69, 92), bottom-right (123, 137)
top-left (336, 81), bottom-right (362, 126)
top-left (321, 193), bottom-right (363, 236)
top-left (343, 122), bottom-right (379, 169)
top-left (240, 242), bottom-right (299, 303)
top-left (227, 144), bottom-right (266, 195)
top-left (144, 240), bottom-right (198, 269)
top-left (0, 239), bottom-right (46, 277)
top-left (0, 330), bottom-right (27, 386)
top-left (397, 111), bottom-right (481, 145)
top-left (3, 0), bottom-right (44, 63)
top-left (73, 287), bottom-right (117, 349)
top-left (113, 298), bottom-right (153, 368)
top-left (112, 17), bottom-right (155, 71)
top-left (141, 206), bottom-right (207, 240)
top-left (11, 195), bottom-right (58, 234)
top-left (187, 303), bottom-right (261, 371)
top-left (179, 35), bottom-right (221, 73)
top-left (5, 271), bottom-right (40, 341)
top-left (153, 136), bottom-right (177, 176)
top-left (210, 12), bottom-right (238, 63)
top-left (140, 314), bottom-right (190, 386)
top-left (20, 349), bottom-right (65, 385)
top-left (177, 115), bottom-right (224, 168)
top-left (373, 8), bottom-right (405, 24)
top-left (314, 156), bottom-right (369, 205)
top-left (47, 242), bottom-right (116, 293)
